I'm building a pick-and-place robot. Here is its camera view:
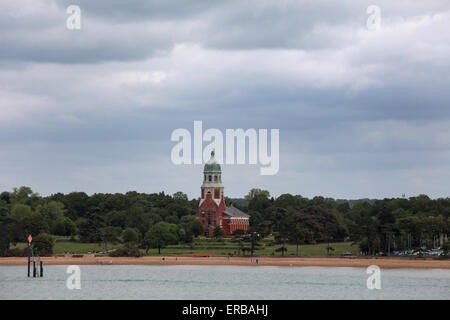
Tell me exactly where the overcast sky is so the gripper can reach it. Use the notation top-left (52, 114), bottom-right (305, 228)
top-left (1, 0), bottom-right (450, 200)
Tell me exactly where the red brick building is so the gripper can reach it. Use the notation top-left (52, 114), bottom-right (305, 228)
top-left (198, 151), bottom-right (250, 236)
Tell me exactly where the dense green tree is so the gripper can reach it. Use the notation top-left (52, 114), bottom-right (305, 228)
top-left (36, 201), bottom-right (65, 221)
top-left (51, 218), bottom-right (66, 236)
top-left (242, 230), bottom-right (261, 257)
top-left (125, 205), bottom-right (152, 236)
top-left (0, 216), bottom-right (22, 256)
top-left (62, 192), bottom-right (89, 220)
top-left (106, 210), bottom-right (127, 229)
top-left (245, 188), bottom-right (270, 201)
top-left (173, 192), bottom-right (188, 201)
top-left (77, 213), bottom-right (105, 243)
top-left (248, 194), bottom-right (273, 214)
top-left (22, 213), bottom-right (49, 237)
top-left (0, 191), bottom-right (11, 204)
top-left (99, 226), bottom-right (122, 252)
top-left (190, 219), bottom-right (205, 237)
top-left (145, 222), bottom-right (178, 254)
top-left (9, 204), bottom-right (33, 221)
top-left (10, 186), bottom-right (39, 206)
top-left (286, 216), bottom-right (311, 256)
top-left (50, 217), bottom-right (77, 236)
top-left (122, 227), bottom-right (140, 244)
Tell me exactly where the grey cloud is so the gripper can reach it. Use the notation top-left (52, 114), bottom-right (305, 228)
top-left (2, 0), bottom-right (447, 64)
top-left (1, 0), bottom-right (450, 198)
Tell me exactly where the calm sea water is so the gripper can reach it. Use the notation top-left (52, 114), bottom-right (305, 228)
top-left (0, 265), bottom-right (449, 300)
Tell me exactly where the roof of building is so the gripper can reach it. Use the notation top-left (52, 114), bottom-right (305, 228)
top-left (204, 150), bottom-right (221, 173)
top-left (223, 205), bottom-right (250, 218)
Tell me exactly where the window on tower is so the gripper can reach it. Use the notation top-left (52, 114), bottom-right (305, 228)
top-left (208, 175), bottom-right (212, 182)
top-left (214, 175), bottom-right (217, 182)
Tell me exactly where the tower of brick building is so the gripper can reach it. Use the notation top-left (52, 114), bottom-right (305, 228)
top-left (198, 151), bottom-right (249, 236)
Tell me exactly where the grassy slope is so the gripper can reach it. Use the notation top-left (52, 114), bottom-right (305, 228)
top-left (12, 236), bottom-right (121, 255)
top-left (158, 238), bottom-right (358, 256)
top-left (12, 236), bottom-right (358, 256)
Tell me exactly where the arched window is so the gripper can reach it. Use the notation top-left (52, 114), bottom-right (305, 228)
top-left (208, 175), bottom-right (212, 182)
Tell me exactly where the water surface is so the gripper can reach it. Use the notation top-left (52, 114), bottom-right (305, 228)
top-left (0, 265), bottom-right (449, 300)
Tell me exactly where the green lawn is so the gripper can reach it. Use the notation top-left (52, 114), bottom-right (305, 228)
top-left (12, 236), bottom-right (358, 256)
top-left (11, 236), bottom-right (121, 255)
top-left (157, 239), bottom-right (358, 256)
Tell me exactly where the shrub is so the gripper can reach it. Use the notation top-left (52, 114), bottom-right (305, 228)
top-left (32, 233), bottom-right (55, 256)
top-left (190, 219), bottom-right (204, 237)
top-left (213, 226), bottom-right (225, 238)
top-left (2, 248), bottom-right (28, 257)
top-left (109, 244), bottom-right (142, 257)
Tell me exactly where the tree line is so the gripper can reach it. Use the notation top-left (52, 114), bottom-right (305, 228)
top-left (0, 186), bottom-right (449, 257)
top-left (244, 189), bottom-right (450, 256)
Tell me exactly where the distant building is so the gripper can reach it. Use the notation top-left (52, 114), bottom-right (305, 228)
top-left (198, 151), bottom-right (249, 236)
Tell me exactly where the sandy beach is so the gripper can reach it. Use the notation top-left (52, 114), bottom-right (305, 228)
top-left (1, 256), bottom-right (449, 269)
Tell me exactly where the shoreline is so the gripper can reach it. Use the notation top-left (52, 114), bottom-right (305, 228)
top-left (1, 256), bottom-right (449, 269)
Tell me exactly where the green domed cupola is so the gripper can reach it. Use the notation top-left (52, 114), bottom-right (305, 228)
top-left (203, 150), bottom-right (221, 173)
top-left (201, 150), bottom-right (223, 189)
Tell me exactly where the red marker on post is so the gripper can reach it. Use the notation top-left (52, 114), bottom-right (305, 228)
top-left (27, 235), bottom-right (32, 278)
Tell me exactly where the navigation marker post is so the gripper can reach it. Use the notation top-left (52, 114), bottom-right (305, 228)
top-left (26, 234), bottom-right (43, 278)
top-left (27, 235), bottom-right (32, 278)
